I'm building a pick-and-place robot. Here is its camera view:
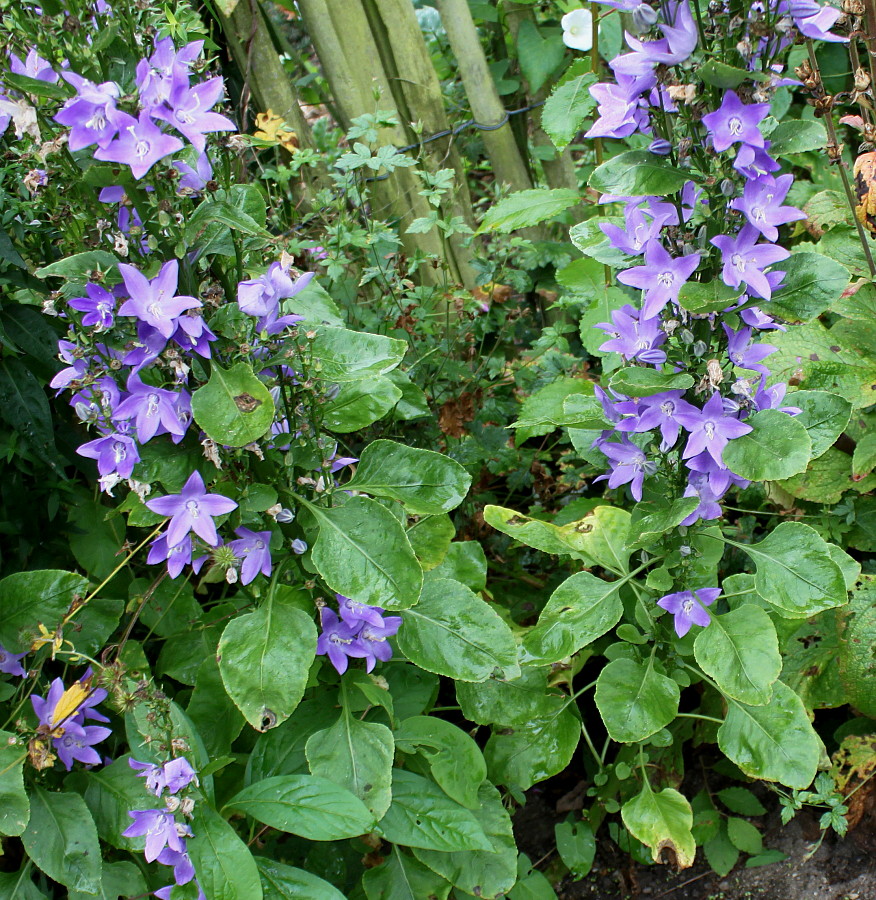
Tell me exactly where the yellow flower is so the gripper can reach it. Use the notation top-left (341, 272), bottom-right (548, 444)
top-left (253, 110), bottom-right (299, 153)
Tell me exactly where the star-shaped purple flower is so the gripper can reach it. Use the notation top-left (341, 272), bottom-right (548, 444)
top-left (228, 527), bottom-right (273, 584)
top-left (53, 721), bottom-right (113, 770)
top-left (152, 77), bottom-right (235, 153)
top-left (786, 0), bottom-right (847, 42)
top-left (0, 643), bottom-right (27, 677)
top-left (711, 224), bottom-right (790, 300)
top-left (68, 282), bottom-right (116, 331)
top-left (729, 174), bottom-right (806, 242)
top-left (145, 471), bottom-right (237, 548)
top-left (113, 374), bottom-right (189, 444)
top-left (657, 587), bottom-right (720, 637)
top-left (130, 757), bottom-right (197, 796)
top-left (616, 389), bottom-right (699, 452)
top-left (596, 305), bottom-right (667, 365)
top-left (117, 260), bottom-right (200, 339)
top-left (9, 49), bottom-right (58, 83)
top-left (123, 809), bottom-right (191, 863)
top-left (675, 392), bottom-right (753, 467)
top-left (94, 109), bottom-right (183, 180)
top-left (77, 432), bottom-right (140, 479)
top-left (593, 435), bottom-right (657, 501)
top-left (55, 73), bottom-right (120, 150)
top-left (723, 324), bottom-right (777, 377)
top-left (316, 607), bottom-right (368, 674)
top-left (617, 240), bottom-right (700, 319)
top-left (702, 91), bottom-right (769, 154)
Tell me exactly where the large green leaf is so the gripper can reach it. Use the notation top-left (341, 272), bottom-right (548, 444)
top-left (717, 681), bottom-right (821, 789)
top-left (769, 119), bottom-right (827, 156)
top-left (693, 605), bottom-right (781, 705)
top-left (622, 787), bottom-right (696, 869)
top-left (569, 217), bottom-right (635, 269)
top-left (595, 658), bottom-right (679, 743)
top-left (519, 570), bottom-right (624, 665)
top-left (363, 847), bottom-right (452, 900)
top-left (306, 495), bottom-right (423, 610)
top-left (395, 716), bottom-right (486, 809)
top-left (511, 378), bottom-right (601, 443)
top-left (515, 19), bottom-right (566, 93)
top-left (191, 361), bottom-right (275, 447)
top-left (408, 515), bottom-right (455, 571)
top-left (838, 579), bottom-right (876, 717)
top-left (765, 252), bottom-right (848, 322)
top-left (626, 498), bottom-right (699, 550)
top-left (346, 440), bottom-right (471, 514)
top-left (542, 72), bottom-right (598, 150)
top-left (306, 701), bottom-right (394, 818)
top-left (456, 667), bottom-right (567, 726)
top-left (226, 774), bottom-right (376, 840)
top-left (189, 804), bottom-right (263, 900)
top-left (731, 522), bottom-right (847, 618)
top-left (483, 505), bottom-right (630, 572)
top-left (218, 595), bottom-right (316, 731)
top-left (413, 782), bottom-right (517, 899)
top-left (484, 706), bottom-right (580, 790)
top-left (722, 410), bottom-right (811, 481)
top-left (68, 861), bottom-right (147, 900)
top-left (479, 189), bottom-right (580, 233)
top-left (35, 250), bottom-right (119, 282)
top-left (677, 279), bottom-right (740, 315)
top-left (589, 150), bottom-right (691, 196)
top-left (0, 732), bottom-right (27, 836)
top-left (0, 569), bottom-right (87, 652)
top-left (21, 789), bottom-right (101, 895)
top-left (378, 769), bottom-right (492, 852)
top-left (789, 390), bottom-right (852, 459)
top-left (188, 655), bottom-right (246, 756)
top-left (397, 578), bottom-right (519, 682)
top-left (608, 368), bottom-right (694, 398)
top-left (309, 326), bottom-right (406, 382)
top-left (256, 858), bottom-right (347, 900)
top-left (322, 376), bottom-right (402, 432)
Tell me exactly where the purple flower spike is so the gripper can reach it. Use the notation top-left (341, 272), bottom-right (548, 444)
top-left (729, 174), bottom-right (806, 241)
top-left (617, 240), bottom-right (700, 319)
top-left (315, 608), bottom-right (367, 675)
top-left (711, 224), bottom-right (790, 300)
top-left (95, 110), bottom-right (183, 179)
top-left (0, 644), bottom-right (27, 677)
top-left (675, 392), bottom-right (753, 467)
top-left (228, 527), bottom-right (273, 584)
top-left (118, 260), bottom-right (200, 339)
top-left (702, 91), bottom-right (769, 153)
top-left (657, 587), bottom-right (720, 637)
top-left (123, 809), bottom-right (191, 863)
top-left (145, 471), bottom-right (238, 548)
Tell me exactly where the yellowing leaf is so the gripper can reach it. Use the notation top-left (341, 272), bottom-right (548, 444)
top-left (253, 110), bottom-right (299, 153)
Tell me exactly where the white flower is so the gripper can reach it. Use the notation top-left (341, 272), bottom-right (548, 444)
top-left (561, 9), bottom-right (594, 52)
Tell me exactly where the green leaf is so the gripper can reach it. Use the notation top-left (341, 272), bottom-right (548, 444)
top-left (726, 817), bottom-right (763, 854)
top-left (765, 252), bottom-right (849, 323)
top-left (626, 498), bottom-right (699, 550)
top-left (35, 250), bottom-right (119, 282)
top-left (412, 782), bottom-right (517, 899)
top-left (693, 605), bottom-right (781, 705)
top-left (185, 199), bottom-right (271, 243)
top-left (542, 72), bottom-right (598, 150)
top-left (456, 667), bottom-right (566, 727)
top-left (2, 71), bottom-right (72, 100)
top-left (0, 358), bottom-right (60, 471)
top-left (483, 505), bottom-right (630, 572)
top-left (189, 804), bottom-right (263, 900)
top-left (306, 707), bottom-right (394, 818)
top-left (0, 733), bottom-right (28, 836)
top-left (256, 858), bottom-right (346, 900)
top-left (621, 787), bottom-right (696, 869)
top-left (226, 774), bottom-right (376, 840)
top-left (191, 361), bottom-right (274, 448)
top-left (699, 59), bottom-right (766, 89)
top-left (479, 189), bottom-right (581, 233)
top-left (346, 440), bottom-right (471, 514)
top-left (378, 769), bottom-right (492, 852)
top-left (364, 848), bottom-right (452, 900)
top-left (853, 431), bottom-right (876, 478)
top-left (838, 579), bottom-right (876, 717)
top-left (569, 217), bottom-right (635, 268)
top-left (589, 151), bottom-right (691, 196)
top-left (677, 279), bottom-right (740, 315)
top-left (508, 854), bottom-right (557, 899)
top-left (0, 569), bottom-right (87, 652)
top-left (309, 326), bottom-right (405, 382)
top-left (595, 658), bottom-right (680, 743)
top-left (608, 367), bottom-right (695, 398)
top-left (427, 540), bottom-right (488, 591)
top-left (292, 278), bottom-right (344, 326)
top-left (218, 595), bottom-right (316, 731)
top-left (721, 409), bottom-right (812, 481)
top-left (769, 119), bottom-right (827, 156)
top-left (21, 788), bottom-right (101, 895)
top-left (69, 861), bottom-right (147, 900)
top-left (188, 656), bottom-right (245, 756)
top-left (397, 578), bottom-right (519, 682)
top-left (519, 570), bottom-right (624, 665)
top-left (717, 788), bottom-right (767, 817)
top-left (306, 495), bottom-right (423, 610)
top-left (408, 515), bottom-right (455, 571)
top-left (717, 681), bottom-right (821, 788)
top-left (512, 378), bottom-right (601, 442)
top-left (321, 376), bottom-right (402, 431)
top-left (516, 19), bottom-right (566, 93)
top-left (735, 522), bottom-right (847, 618)
top-left (555, 819), bottom-right (596, 879)
top-left (395, 716), bottom-right (486, 809)
top-left (704, 821), bottom-right (740, 876)
top-left (484, 707), bottom-right (580, 790)
top-left (790, 390), bottom-right (852, 459)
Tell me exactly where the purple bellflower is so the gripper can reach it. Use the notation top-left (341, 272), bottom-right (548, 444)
top-left (596, 305), bottom-right (667, 365)
top-left (55, 73), bottom-right (120, 150)
top-left (601, 205), bottom-right (672, 256)
top-left (175, 152), bottom-right (213, 194)
top-left (112, 374), bottom-right (188, 444)
top-left (681, 476), bottom-right (724, 526)
top-left (611, 0), bottom-right (698, 75)
top-left (786, 0), bottom-right (846, 41)
top-left (359, 615), bottom-right (402, 673)
top-left (616, 390), bottom-right (699, 451)
top-left (729, 173), bottom-right (806, 241)
top-left (337, 595), bottom-right (387, 629)
top-left (136, 38), bottom-right (203, 108)
top-left (123, 809), bottom-right (192, 862)
top-left (156, 848), bottom-right (197, 886)
top-left (723, 324), bottom-right (777, 377)
top-left (228, 527), bottom-right (273, 584)
top-left (711, 224), bottom-right (790, 300)
top-left (316, 607), bottom-right (368, 674)
top-left (701, 91), bottom-right (769, 153)
top-left (657, 587), bottom-right (720, 637)
top-left (593, 436), bottom-right (657, 501)
top-left (733, 141), bottom-right (781, 179)
top-left (77, 432), bottom-right (140, 480)
top-left (585, 73), bottom-right (655, 139)
top-left (147, 533), bottom-right (209, 579)
top-left (94, 109), bottom-right (183, 179)
top-left (675, 391), bottom-right (753, 467)
top-left (130, 757), bottom-right (197, 796)
top-left (9, 49), bottom-right (58, 82)
top-left (152, 78), bottom-right (235, 152)
top-left (68, 283), bottom-right (116, 331)
top-left (0, 644), bottom-right (26, 677)
top-left (117, 260), bottom-right (200, 338)
top-left (145, 470), bottom-right (237, 548)
top-left (617, 240), bottom-right (700, 318)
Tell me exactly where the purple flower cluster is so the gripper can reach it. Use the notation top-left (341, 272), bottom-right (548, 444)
top-left (124, 756), bottom-right (202, 897)
top-left (30, 671), bottom-right (111, 770)
top-left (316, 595), bottom-right (402, 674)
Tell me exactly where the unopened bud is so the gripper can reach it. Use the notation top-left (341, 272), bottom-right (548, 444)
top-left (692, 340), bottom-right (708, 357)
top-left (720, 179), bottom-right (735, 197)
top-left (680, 328), bottom-right (695, 345)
